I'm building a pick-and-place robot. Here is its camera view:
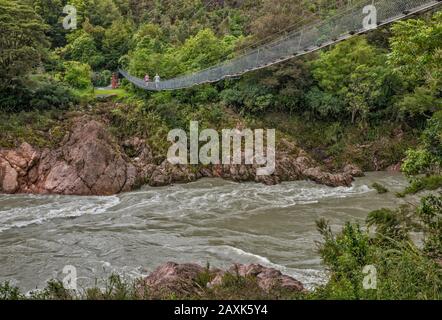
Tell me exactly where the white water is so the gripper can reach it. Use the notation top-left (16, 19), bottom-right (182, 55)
top-left (0, 172), bottom-right (409, 291)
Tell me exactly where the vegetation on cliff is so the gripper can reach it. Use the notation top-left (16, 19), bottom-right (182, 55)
top-left (1, 1), bottom-right (440, 172)
top-left (0, 0), bottom-right (441, 300)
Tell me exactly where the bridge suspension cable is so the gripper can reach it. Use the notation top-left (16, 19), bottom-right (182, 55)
top-left (120, 0), bottom-right (441, 91)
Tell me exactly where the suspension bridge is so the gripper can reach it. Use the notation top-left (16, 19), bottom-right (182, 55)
top-left (120, 0), bottom-right (441, 91)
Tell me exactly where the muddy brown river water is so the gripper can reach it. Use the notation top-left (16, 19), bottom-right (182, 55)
top-left (0, 172), bottom-right (411, 291)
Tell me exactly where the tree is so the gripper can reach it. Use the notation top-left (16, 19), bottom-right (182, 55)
top-left (389, 11), bottom-right (442, 120)
top-left (102, 18), bottom-right (133, 70)
top-left (65, 31), bottom-right (104, 69)
top-left (62, 60), bottom-right (92, 90)
top-left (0, 0), bottom-right (49, 89)
top-left (31, 0), bottom-right (67, 47)
top-left (402, 114), bottom-right (442, 177)
top-left (128, 27), bottom-right (237, 80)
top-left (310, 37), bottom-right (397, 122)
top-left (177, 28), bottom-right (236, 71)
top-left (68, 0), bottom-right (122, 28)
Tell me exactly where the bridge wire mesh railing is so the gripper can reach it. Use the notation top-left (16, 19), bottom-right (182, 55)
top-left (120, 0), bottom-right (441, 91)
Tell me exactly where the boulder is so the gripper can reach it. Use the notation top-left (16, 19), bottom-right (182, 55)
top-left (140, 262), bottom-right (206, 297)
top-left (139, 262), bottom-right (305, 298)
top-left (386, 162), bottom-right (402, 173)
top-left (0, 117), bottom-right (138, 195)
top-left (343, 164), bottom-right (364, 177)
top-left (0, 158), bottom-right (19, 193)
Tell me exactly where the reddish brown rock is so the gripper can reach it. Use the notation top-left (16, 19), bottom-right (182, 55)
top-left (140, 262), bottom-right (206, 297)
top-left (0, 120), bottom-right (361, 196)
top-left (386, 162), bottom-right (402, 173)
top-left (343, 164), bottom-right (364, 177)
top-left (225, 264), bottom-right (305, 293)
top-left (139, 262), bottom-right (305, 298)
top-left (0, 158), bottom-right (19, 193)
top-left (0, 117), bottom-right (137, 195)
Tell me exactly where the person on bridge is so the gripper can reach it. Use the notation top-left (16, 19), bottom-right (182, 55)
top-left (144, 74), bottom-right (150, 83)
top-left (154, 74), bottom-right (161, 88)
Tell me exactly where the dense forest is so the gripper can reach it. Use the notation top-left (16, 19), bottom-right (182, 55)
top-left (1, 0), bottom-right (440, 169)
top-left (0, 0), bottom-right (441, 299)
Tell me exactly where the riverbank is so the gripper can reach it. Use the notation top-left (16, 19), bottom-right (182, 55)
top-left (0, 106), bottom-right (363, 196)
top-left (0, 100), bottom-right (417, 196)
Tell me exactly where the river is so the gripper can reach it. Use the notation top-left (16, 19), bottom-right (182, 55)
top-left (0, 172), bottom-right (410, 291)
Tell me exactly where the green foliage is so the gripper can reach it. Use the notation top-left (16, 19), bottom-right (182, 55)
top-left (0, 74), bottom-right (76, 111)
top-left (305, 86), bottom-right (344, 118)
top-left (262, 112), bottom-right (416, 171)
top-left (128, 28), bottom-right (237, 80)
top-left (402, 149), bottom-right (437, 177)
top-left (371, 183), bottom-right (388, 194)
top-left (65, 31), bottom-right (104, 69)
top-left (0, 108), bottom-right (67, 147)
top-left (178, 29), bottom-right (237, 71)
top-left (0, 281), bottom-right (24, 300)
top-left (0, 0), bottom-right (49, 89)
top-left (389, 12), bottom-right (442, 120)
top-left (69, 0), bottom-right (122, 27)
top-left (102, 18), bottom-right (133, 70)
top-left (27, 74), bottom-right (77, 109)
top-left (398, 175), bottom-right (442, 197)
top-left (32, 0), bottom-right (67, 47)
top-left (389, 11), bottom-right (442, 88)
top-left (367, 207), bottom-right (414, 243)
top-left (317, 219), bottom-right (371, 274)
top-left (62, 61), bottom-right (93, 90)
top-left (220, 81), bottom-right (276, 114)
top-left (309, 37), bottom-right (398, 123)
top-left (92, 70), bottom-right (112, 87)
top-left (314, 195), bottom-right (442, 300)
top-left (402, 116), bottom-right (442, 177)
top-left (106, 101), bottom-right (171, 160)
top-left (29, 280), bottom-right (73, 300)
top-left (422, 116), bottom-right (442, 161)
top-left (220, 58), bottom-right (313, 115)
top-left (419, 195), bottom-right (442, 259)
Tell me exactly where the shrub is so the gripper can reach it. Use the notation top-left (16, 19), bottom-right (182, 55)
top-left (62, 61), bottom-right (93, 90)
top-left (92, 70), bottom-right (112, 87)
top-left (371, 183), bottom-right (389, 194)
top-left (314, 195), bottom-right (442, 300)
top-left (0, 75), bottom-right (76, 112)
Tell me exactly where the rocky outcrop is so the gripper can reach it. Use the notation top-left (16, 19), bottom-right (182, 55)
top-left (138, 262), bottom-right (305, 298)
top-left (343, 164), bottom-right (364, 177)
top-left (128, 137), bottom-right (356, 188)
top-left (209, 263), bottom-right (305, 293)
top-left (140, 262), bottom-right (207, 297)
top-left (1, 117), bottom-right (359, 196)
top-left (386, 162), bottom-right (402, 173)
top-left (1, 117), bottom-right (137, 196)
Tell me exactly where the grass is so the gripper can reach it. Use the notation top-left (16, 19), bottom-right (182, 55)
top-left (0, 272), bottom-right (305, 301)
top-left (0, 108), bottom-right (68, 148)
top-left (94, 88), bottom-right (128, 98)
